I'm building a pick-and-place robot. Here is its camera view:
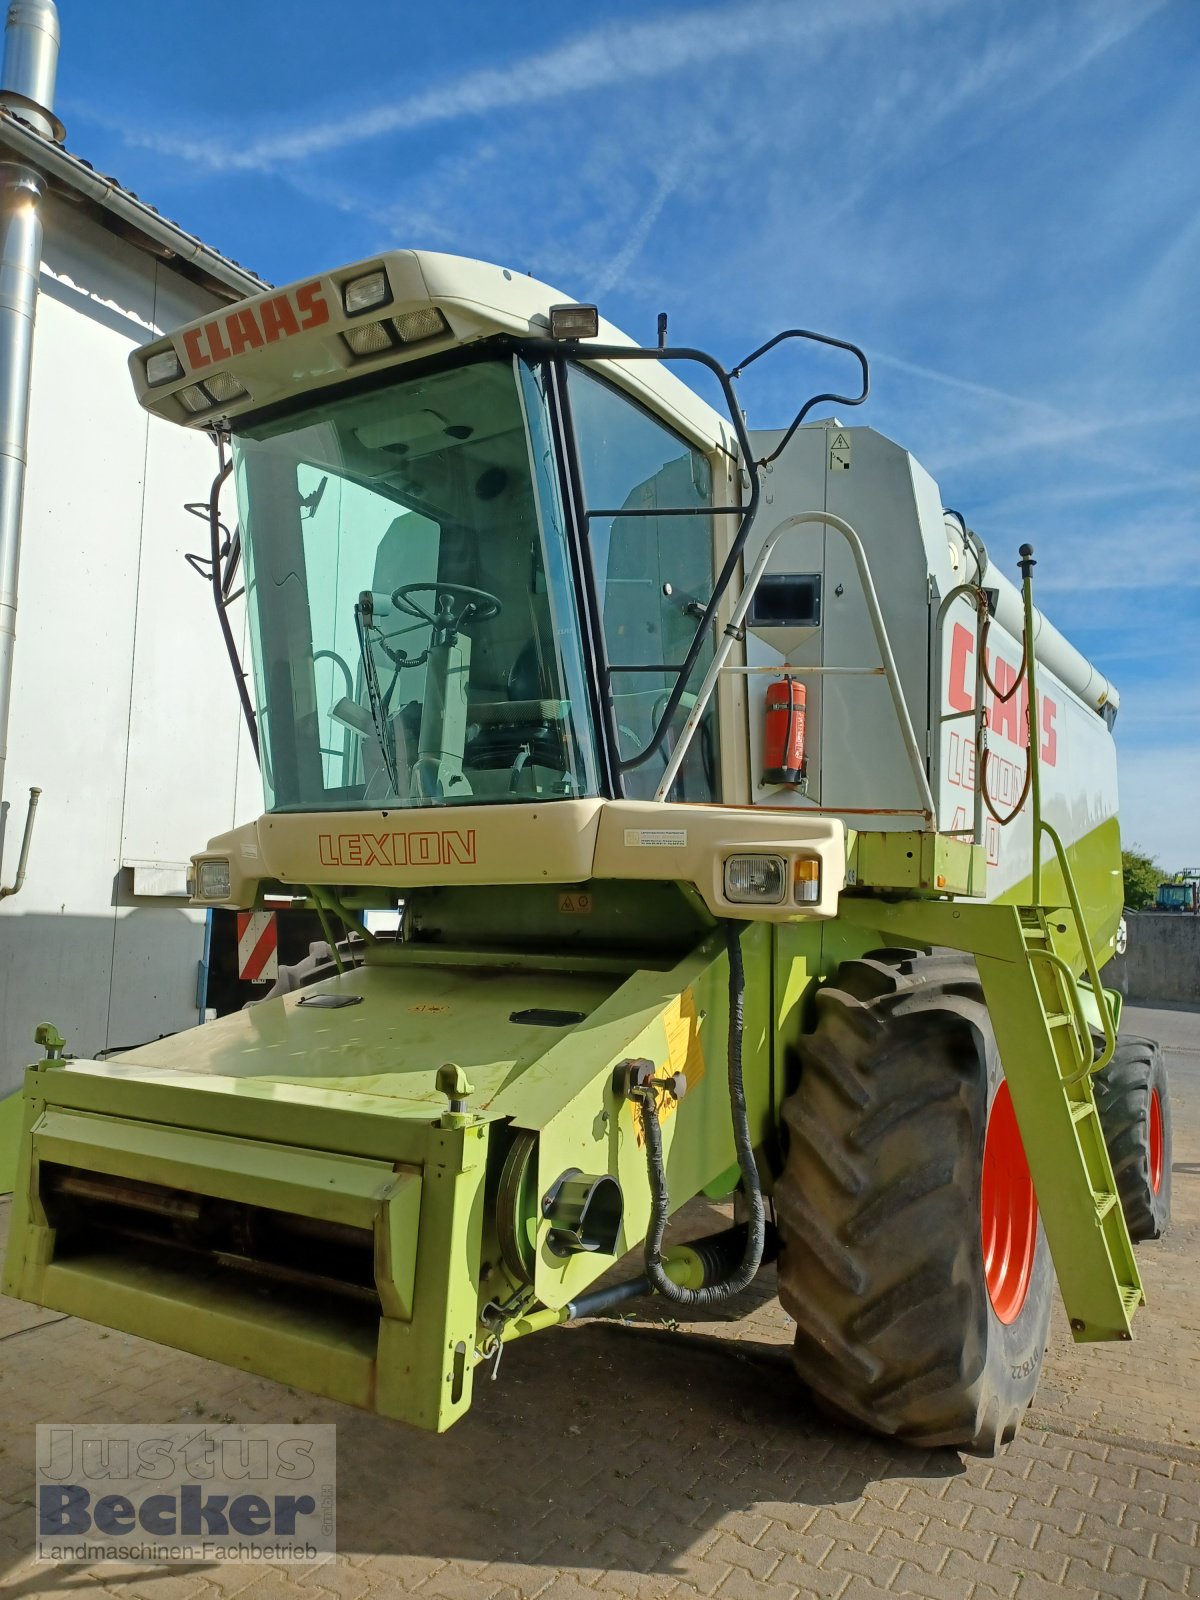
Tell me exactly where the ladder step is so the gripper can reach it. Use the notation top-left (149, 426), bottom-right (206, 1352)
top-left (1093, 1191), bottom-right (1118, 1220)
top-left (1046, 1013), bottom-right (1075, 1030)
top-left (1070, 1101), bottom-right (1096, 1123)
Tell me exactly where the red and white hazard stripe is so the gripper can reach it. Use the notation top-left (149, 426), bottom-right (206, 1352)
top-left (237, 910), bottom-right (278, 982)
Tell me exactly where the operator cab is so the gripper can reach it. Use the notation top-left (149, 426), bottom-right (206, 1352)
top-left (233, 354), bottom-right (721, 812)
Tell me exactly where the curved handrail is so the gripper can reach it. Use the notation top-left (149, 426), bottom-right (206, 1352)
top-left (1040, 820), bottom-right (1117, 1078)
top-left (653, 511), bottom-right (936, 824)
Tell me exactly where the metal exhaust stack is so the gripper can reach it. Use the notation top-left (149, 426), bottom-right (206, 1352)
top-left (0, 0), bottom-right (58, 877)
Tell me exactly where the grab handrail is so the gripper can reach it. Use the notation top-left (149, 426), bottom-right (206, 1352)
top-left (653, 511), bottom-right (936, 825)
top-left (1018, 545), bottom-right (1116, 1077)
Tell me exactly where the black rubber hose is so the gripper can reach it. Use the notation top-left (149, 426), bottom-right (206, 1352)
top-left (638, 919), bottom-right (766, 1305)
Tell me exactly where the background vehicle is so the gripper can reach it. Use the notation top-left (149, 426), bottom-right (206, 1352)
top-left (3, 253), bottom-right (1171, 1451)
top-left (1156, 873), bottom-right (1199, 912)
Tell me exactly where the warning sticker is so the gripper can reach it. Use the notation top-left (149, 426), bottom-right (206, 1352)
top-left (237, 910), bottom-right (278, 982)
top-left (829, 429), bottom-right (852, 472)
top-left (624, 828), bottom-right (687, 848)
top-left (631, 988), bottom-right (707, 1145)
top-left (559, 891), bottom-right (593, 915)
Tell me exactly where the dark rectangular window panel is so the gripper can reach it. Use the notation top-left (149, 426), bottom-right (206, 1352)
top-left (751, 573), bottom-right (822, 629)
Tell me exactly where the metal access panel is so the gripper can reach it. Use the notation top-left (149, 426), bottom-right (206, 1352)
top-left (743, 422), bottom-right (953, 828)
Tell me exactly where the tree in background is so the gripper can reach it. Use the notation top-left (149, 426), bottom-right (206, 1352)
top-left (1122, 848), bottom-right (1162, 911)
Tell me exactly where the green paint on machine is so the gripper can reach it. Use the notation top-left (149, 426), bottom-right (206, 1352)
top-left (0, 1090), bottom-right (23, 1195)
top-left (0, 866), bottom-right (1143, 1428)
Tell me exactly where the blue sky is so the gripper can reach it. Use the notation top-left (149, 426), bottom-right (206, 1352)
top-left (58, 0), bottom-right (1198, 866)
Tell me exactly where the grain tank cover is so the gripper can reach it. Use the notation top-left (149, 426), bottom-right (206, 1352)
top-left (744, 421), bottom-right (1121, 909)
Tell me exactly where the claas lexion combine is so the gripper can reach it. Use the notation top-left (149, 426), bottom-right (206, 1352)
top-left (3, 254), bottom-right (1173, 1451)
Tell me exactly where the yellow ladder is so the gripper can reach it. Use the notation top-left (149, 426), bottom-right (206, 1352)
top-left (991, 905), bottom-right (1142, 1339)
top-left (997, 546), bottom-right (1140, 1337)
top-left (846, 889), bottom-right (1145, 1343)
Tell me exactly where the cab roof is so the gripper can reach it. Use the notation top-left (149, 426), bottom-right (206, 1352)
top-left (130, 249), bottom-right (739, 460)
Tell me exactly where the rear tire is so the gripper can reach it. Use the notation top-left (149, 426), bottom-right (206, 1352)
top-left (1093, 1035), bottom-right (1172, 1240)
top-left (775, 948), bottom-right (1053, 1453)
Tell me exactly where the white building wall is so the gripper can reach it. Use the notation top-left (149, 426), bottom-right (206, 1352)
top-left (0, 196), bottom-right (259, 1093)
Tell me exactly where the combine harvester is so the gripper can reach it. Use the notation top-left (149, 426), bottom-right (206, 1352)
top-left (2, 254), bottom-right (1173, 1449)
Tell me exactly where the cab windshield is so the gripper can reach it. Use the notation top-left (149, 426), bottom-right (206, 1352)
top-left (231, 353), bottom-right (720, 813)
top-left (233, 358), bottom-right (598, 811)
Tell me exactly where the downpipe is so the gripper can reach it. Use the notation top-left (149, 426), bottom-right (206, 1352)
top-left (0, 780), bottom-right (38, 897)
top-left (0, 1), bottom-right (60, 828)
top-left (0, 160), bottom-right (44, 809)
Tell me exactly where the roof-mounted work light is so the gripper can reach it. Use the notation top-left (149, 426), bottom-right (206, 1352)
top-left (548, 303), bottom-right (599, 340)
top-left (343, 270), bottom-right (391, 315)
top-left (145, 349), bottom-right (183, 386)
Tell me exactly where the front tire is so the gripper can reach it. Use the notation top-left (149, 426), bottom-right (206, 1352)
top-left (775, 949), bottom-right (1053, 1453)
top-left (1093, 1034), bottom-right (1172, 1240)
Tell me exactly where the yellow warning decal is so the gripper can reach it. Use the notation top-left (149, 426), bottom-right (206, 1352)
top-left (558, 892), bottom-right (593, 915)
top-left (632, 987), bottom-right (707, 1145)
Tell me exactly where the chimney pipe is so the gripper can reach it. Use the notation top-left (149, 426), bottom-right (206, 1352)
top-left (0, 0), bottom-right (62, 140)
top-left (0, 0), bottom-right (58, 846)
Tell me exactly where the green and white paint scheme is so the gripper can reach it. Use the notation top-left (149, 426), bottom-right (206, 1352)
top-left (2, 252), bottom-right (1137, 1432)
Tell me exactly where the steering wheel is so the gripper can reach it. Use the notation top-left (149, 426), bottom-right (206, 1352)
top-left (390, 582), bottom-right (503, 632)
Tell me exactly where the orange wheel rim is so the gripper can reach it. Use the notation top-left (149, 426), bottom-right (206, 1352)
top-left (1149, 1087), bottom-right (1164, 1195)
top-left (981, 1081), bottom-right (1039, 1324)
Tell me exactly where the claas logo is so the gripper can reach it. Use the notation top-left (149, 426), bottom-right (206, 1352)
top-left (948, 622), bottom-right (1058, 766)
top-left (180, 280), bottom-right (330, 371)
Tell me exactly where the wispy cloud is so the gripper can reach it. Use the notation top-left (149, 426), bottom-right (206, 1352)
top-left (929, 399), bottom-right (1200, 474)
top-left (871, 351), bottom-right (1069, 419)
top-left (975, 471), bottom-right (1200, 520)
top-left (1032, 519), bottom-right (1200, 593)
top-left (59, 0), bottom-right (1193, 862)
top-left (592, 147), bottom-right (690, 296)
top-left (104, 0), bottom-right (958, 173)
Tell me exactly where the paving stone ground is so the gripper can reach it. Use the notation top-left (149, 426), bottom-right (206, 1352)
top-left (0, 1001), bottom-right (1196, 1599)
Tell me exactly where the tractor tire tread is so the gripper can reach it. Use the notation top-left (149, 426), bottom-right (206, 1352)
top-left (1093, 1033), bottom-right (1172, 1241)
top-left (776, 948), bottom-right (1052, 1453)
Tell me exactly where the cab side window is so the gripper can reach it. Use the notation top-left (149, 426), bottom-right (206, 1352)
top-left (567, 367), bottom-right (719, 802)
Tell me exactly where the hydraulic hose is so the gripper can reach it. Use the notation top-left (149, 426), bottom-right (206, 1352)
top-left (638, 919), bottom-right (766, 1305)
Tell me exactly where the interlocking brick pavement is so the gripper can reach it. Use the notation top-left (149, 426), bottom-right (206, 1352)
top-left (0, 1002), bottom-right (1196, 1599)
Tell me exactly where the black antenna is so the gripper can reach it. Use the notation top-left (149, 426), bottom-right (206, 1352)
top-left (657, 312), bottom-right (668, 350)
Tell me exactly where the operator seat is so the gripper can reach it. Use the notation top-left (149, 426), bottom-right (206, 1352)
top-left (465, 639), bottom-right (569, 775)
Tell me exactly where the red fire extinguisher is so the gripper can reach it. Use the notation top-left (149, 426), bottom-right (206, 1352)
top-left (763, 676), bottom-right (806, 785)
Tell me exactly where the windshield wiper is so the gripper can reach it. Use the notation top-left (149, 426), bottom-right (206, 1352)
top-left (354, 593), bottom-right (401, 794)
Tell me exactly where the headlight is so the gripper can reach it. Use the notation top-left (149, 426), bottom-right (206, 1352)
top-left (724, 854), bottom-right (786, 905)
top-left (145, 348), bottom-right (183, 386)
top-left (196, 858), bottom-right (232, 900)
top-left (343, 270), bottom-right (390, 314)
